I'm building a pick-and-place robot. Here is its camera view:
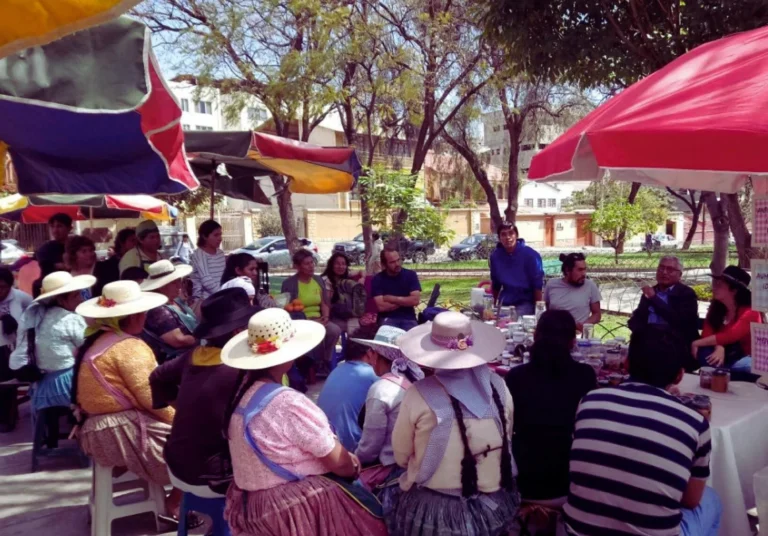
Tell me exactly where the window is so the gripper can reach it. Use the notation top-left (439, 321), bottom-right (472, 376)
top-left (180, 98), bottom-right (189, 112)
top-left (196, 101), bottom-right (212, 114)
top-left (548, 198), bottom-right (557, 207)
top-left (248, 107), bottom-right (267, 123)
top-left (195, 125), bottom-right (213, 131)
top-left (521, 143), bottom-right (535, 151)
top-left (181, 124), bottom-right (190, 131)
top-left (524, 198), bottom-right (533, 207)
top-left (537, 199), bottom-right (546, 208)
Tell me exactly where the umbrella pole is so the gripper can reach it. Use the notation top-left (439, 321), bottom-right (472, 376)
top-left (89, 206), bottom-right (94, 229)
top-left (210, 163), bottom-right (216, 221)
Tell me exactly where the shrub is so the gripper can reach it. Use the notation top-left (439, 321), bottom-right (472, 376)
top-left (691, 283), bottom-right (713, 302)
top-left (257, 211), bottom-right (283, 237)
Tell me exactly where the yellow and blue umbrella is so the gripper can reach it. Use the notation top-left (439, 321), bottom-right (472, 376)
top-left (0, 1), bottom-right (141, 58)
top-left (0, 17), bottom-right (199, 196)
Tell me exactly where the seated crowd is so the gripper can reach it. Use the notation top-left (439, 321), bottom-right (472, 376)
top-left (0, 215), bottom-right (748, 536)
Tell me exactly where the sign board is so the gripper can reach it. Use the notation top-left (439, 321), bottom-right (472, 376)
top-left (752, 260), bottom-right (768, 313)
top-left (752, 196), bottom-right (768, 246)
top-left (750, 323), bottom-right (768, 376)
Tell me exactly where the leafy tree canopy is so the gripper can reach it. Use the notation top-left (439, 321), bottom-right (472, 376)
top-left (477, 1), bottom-right (768, 88)
top-left (359, 166), bottom-right (455, 247)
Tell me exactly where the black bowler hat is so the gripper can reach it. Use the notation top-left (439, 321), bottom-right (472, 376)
top-left (711, 265), bottom-right (751, 291)
top-left (193, 288), bottom-right (261, 340)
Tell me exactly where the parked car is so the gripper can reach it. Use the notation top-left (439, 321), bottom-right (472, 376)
top-left (332, 232), bottom-right (436, 265)
top-left (233, 236), bottom-right (319, 269)
top-left (448, 234), bottom-right (497, 261)
top-left (642, 233), bottom-right (679, 252)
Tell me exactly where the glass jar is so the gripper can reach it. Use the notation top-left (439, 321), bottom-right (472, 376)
top-left (711, 369), bottom-right (730, 393)
top-left (482, 294), bottom-right (495, 321)
top-left (605, 349), bottom-right (622, 371)
top-left (582, 323), bottom-right (595, 340)
top-left (508, 306), bottom-right (518, 324)
top-left (699, 367), bottom-right (715, 389)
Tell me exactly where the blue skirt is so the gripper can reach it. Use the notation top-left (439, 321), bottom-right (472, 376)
top-left (388, 485), bottom-right (520, 536)
top-left (31, 368), bottom-right (73, 412)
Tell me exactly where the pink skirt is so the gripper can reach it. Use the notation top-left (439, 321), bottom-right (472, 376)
top-left (225, 475), bottom-right (388, 536)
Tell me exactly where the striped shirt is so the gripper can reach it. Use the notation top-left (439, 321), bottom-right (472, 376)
top-left (564, 382), bottom-right (711, 536)
top-left (190, 248), bottom-right (226, 300)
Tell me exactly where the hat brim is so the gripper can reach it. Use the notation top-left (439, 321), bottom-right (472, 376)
top-left (35, 275), bottom-right (97, 303)
top-left (76, 292), bottom-right (168, 318)
top-left (398, 320), bottom-right (505, 370)
top-left (194, 304), bottom-right (262, 340)
top-left (140, 265), bottom-right (194, 291)
top-left (710, 273), bottom-right (751, 291)
top-left (350, 338), bottom-right (404, 362)
top-left (221, 319), bottom-right (325, 370)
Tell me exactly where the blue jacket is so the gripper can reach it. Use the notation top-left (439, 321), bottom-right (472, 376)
top-left (489, 239), bottom-right (544, 307)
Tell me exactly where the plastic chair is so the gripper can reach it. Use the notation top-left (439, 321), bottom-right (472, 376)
top-left (330, 331), bottom-right (348, 371)
top-left (30, 406), bottom-right (88, 472)
top-left (169, 470), bottom-right (230, 536)
top-left (89, 463), bottom-right (166, 536)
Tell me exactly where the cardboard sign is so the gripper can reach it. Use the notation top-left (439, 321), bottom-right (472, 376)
top-left (750, 323), bottom-right (768, 376)
top-left (752, 196), bottom-right (768, 246)
top-left (752, 260), bottom-right (768, 313)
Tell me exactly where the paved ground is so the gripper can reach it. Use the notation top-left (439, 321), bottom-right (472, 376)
top-left (0, 383), bottom-right (324, 536)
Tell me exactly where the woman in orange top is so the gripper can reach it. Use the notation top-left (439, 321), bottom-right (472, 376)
top-left (693, 266), bottom-right (762, 378)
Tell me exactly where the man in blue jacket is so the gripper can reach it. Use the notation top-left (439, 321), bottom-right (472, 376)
top-left (489, 222), bottom-right (544, 315)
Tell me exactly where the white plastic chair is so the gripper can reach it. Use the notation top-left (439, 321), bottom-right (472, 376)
top-left (88, 462), bottom-right (166, 536)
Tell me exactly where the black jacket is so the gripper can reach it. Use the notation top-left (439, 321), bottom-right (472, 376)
top-left (628, 283), bottom-right (700, 346)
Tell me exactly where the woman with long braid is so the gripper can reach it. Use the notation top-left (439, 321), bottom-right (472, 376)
top-left (390, 311), bottom-right (519, 535)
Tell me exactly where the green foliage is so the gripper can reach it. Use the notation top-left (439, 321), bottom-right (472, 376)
top-left (478, 1), bottom-right (768, 88)
top-left (162, 190), bottom-right (223, 216)
top-left (360, 166), bottom-right (454, 247)
top-left (257, 210), bottom-right (283, 237)
top-left (691, 283), bottom-right (713, 302)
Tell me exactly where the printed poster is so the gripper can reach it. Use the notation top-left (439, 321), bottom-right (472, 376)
top-left (752, 196), bottom-right (768, 246)
top-left (750, 323), bottom-right (768, 376)
top-left (751, 260), bottom-right (768, 313)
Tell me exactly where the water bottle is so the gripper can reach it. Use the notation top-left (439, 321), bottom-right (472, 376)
top-left (508, 305), bottom-right (518, 324)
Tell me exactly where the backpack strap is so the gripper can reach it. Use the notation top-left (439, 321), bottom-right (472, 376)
top-left (235, 382), bottom-right (303, 482)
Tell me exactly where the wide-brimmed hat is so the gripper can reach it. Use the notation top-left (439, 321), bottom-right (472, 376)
top-left (398, 311), bottom-right (505, 370)
top-left (221, 308), bottom-right (325, 370)
top-left (194, 288), bottom-right (261, 340)
top-left (711, 265), bottom-right (751, 291)
top-left (351, 325), bottom-right (406, 362)
top-left (76, 280), bottom-right (167, 319)
top-left (140, 260), bottom-right (193, 292)
top-left (35, 271), bottom-right (96, 303)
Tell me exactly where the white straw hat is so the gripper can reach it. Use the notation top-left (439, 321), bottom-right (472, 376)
top-left (140, 260), bottom-right (193, 292)
top-left (351, 325), bottom-right (406, 362)
top-left (398, 311), bottom-right (505, 370)
top-left (76, 280), bottom-right (167, 318)
top-left (35, 271), bottom-right (96, 303)
top-left (221, 308), bottom-right (325, 370)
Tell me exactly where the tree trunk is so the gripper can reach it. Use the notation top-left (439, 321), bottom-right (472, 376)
top-left (615, 182), bottom-right (641, 254)
top-left (442, 133), bottom-right (503, 231)
top-left (726, 192), bottom-right (751, 269)
top-left (504, 133), bottom-right (521, 224)
top-left (271, 176), bottom-right (300, 254)
top-left (702, 192), bottom-right (729, 275)
top-left (682, 199), bottom-right (703, 250)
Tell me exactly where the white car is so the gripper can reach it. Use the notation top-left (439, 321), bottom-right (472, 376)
top-left (642, 234), bottom-right (679, 251)
top-left (232, 236), bottom-right (319, 269)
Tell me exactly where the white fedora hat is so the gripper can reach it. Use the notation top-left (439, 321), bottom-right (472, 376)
top-left (351, 325), bottom-right (406, 362)
top-left (398, 311), bottom-right (505, 370)
top-left (35, 272), bottom-right (96, 303)
top-left (140, 260), bottom-right (193, 292)
top-left (76, 280), bottom-right (167, 319)
top-left (221, 308), bottom-right (325, 370)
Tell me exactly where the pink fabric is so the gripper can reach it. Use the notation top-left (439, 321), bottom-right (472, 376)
top-left (381, 373), bottom-right (412, 390)
top-left (229, 382), bottom-right (337, 491)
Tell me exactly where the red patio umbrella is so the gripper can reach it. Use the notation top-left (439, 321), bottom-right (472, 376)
top-left (528, 25), bottom-right (768, 193)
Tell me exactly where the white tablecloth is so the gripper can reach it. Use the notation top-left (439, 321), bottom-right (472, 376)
top-left (679, 374), bottom-right (768, 536)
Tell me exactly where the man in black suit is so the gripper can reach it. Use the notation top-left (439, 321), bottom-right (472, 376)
top-left (629, 256), bottom-right (700, 362)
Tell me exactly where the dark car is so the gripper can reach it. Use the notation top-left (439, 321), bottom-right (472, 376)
top-left (333, 232), bottom-right (436, 265)
top-left (448, 234), bottom-right (497, 261)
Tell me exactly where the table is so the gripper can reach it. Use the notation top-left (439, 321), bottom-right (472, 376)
top-left (679, 374), bottom-right (768, 536)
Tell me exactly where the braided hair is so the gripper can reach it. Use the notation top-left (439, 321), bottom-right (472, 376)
top-left (448, 383), bottom-right (514, 497)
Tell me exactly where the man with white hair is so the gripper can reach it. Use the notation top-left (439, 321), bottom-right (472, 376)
top-left (629, 256), bottom-right (700, 356)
